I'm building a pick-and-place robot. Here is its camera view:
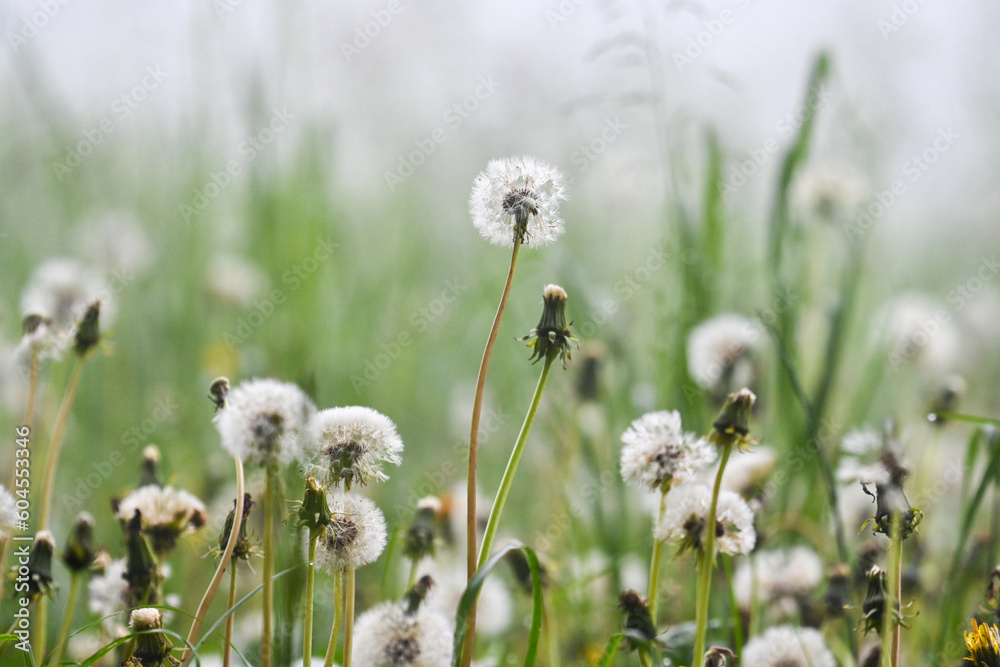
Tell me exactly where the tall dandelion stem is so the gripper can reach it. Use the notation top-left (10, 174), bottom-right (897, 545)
top-left (37, 357), bottom-right (85, 531)
top-left (468, 237), bottom-right (522, 577)
top-left (224, 564), bottom-right (238, 667)
top-left (52, 571), bottom-right (82, 665)
top-left (182, 457), bottom-right (245, 666)
top-left (883, 515), bottom-right (903, 667)
top-left (262, 463), bottom-right (278, 667)
top-left (344, 568), bottom-right (356, 667)
top-left (693, 441), bottom-right (733, 664)
top-left (304, 533), bottom-right (319, 667)
top-left (323, 572), bottom-right (344, 667)
top-left (478, 355), bottom-right (554, 568)
top-left (648, 491), bottom-right (667, 621)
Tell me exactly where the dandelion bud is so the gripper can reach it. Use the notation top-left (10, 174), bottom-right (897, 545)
top-left (297, 475), bottom-right (333, 538)
top-left (63, 511), bottom-right (97, 573)
top-left (708, 388), bottom-right (756, 451)
top-left (219, 493), bottom-right (255, 561)
top-left (22, 312), bottom-right (48, 336)
top-left (704, 646), bottom-right (736, 667)
top-left (519, 285), bottom-right (577, 368)
top-left (123, 511), bottom-right (162, 607)
top-left (209, 376), bottom-right (230, 412)
top-left (73, 300), bottom-right (102, 356)
top-left (860, 565), bottom-right (893, 635)
top-left (403, 574), bottom-right (434, 616)
top-left (618, 589), bottom-right (656, 651)
top-left (403, 497), bottom-right (439, 563)
top-left (129, 608), bottom-right (176, 666)
top-left (139, 445), bottom-right (162, 488)
top-left (862, 447), bottom-right (921, 540)
top-left (26, 530), bottom-right (56, 598)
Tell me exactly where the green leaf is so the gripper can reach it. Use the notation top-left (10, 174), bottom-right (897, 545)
top-left (452, 541), bottom-right (543, 667)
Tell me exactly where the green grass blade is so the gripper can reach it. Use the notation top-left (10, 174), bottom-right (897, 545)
top-left (452, 541), bottom-right (543, 667)
top-left (597, 632), bottom-right (625, 666)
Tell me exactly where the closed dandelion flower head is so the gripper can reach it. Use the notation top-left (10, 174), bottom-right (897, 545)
top-left (316, 493), bottom-right (387, 572)
top-left (0, 485), bottom-right (18, 541)
top-left (214, 378), bottom-right (316, 466)
top-left (352, 601), bottom-right (453, 667)
top-left (655, 483), bottom-right (755, 556)
top-left (307, 406), bottom-right (404, 489)
top-left (741, 625), bottom-right (835, 667)
top-left (115, 485), bottom-right (208, 556)
top-left (469, 155), bottom-right (568, 247)
top-left (619, 410), bottom-right (715, 493)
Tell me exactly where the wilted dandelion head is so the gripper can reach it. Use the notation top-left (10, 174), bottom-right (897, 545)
top-left (352, 600), bottom-right (453, 667)
top-left (115, 485), bottom-right (207, 557)
top-left (20, 258), bottom-right (109, 333)
top-left (0, 485), bottom-right (18, 541)
top-left (687, 314), bottom-right (761, 398)
top-left (316, 493), bottom-right (387, 573)
top-left (619, 410), bottom-right (715, 493)
top-left (213, 378), bottom-right (316, 466)
top-left (306, 406), bottom-right (404, 489)
top-left (741, 625), bottom-right (836, 667)
top-left (655, 483), bottom-right (755, 556)
top-left (469, 155), bottom-right (568, 248)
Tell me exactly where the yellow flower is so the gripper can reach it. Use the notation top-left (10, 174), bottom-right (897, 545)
top-left (965, 619), bottom-right (1000, 666)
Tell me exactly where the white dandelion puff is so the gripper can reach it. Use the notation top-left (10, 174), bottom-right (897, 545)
top-left (0, 485), bottom-right (19, 541)
top-left (213, 378), bottom-right (317, 466)
top-left (115, 485), bottom-right (208, 556)
top-left (77, 209), bottom-right (154, 276)
top-left (619, 410), bottom-right (716, 493)
top-left (88, 558), bottom-right (129, 618)
top-left (352, 600), bottom-right (453, 667)
top-left (306, 406), bottom-right (404, 489)
top-left (741, 625), bottom-right (836, 667)
top-left (655, 483), bottom-right (756, 556)
top-left (733, 547), bottom-right (823, 611)
top-left (789, 161), bottom-right (866, 221)
top-left (20, 258), bottom-right (110, 332)
top-left (469, 155), bottom-right (568, 248)
top-left (316, 493), bottom-right (387, 573)
top-left (687, 314), bottom-right (761, 395)
top-left (840, 428), bottom-right (882, 456)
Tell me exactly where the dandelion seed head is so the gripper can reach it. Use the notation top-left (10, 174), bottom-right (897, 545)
top-left (316, 493), bottom-right (387, 572)
top-left (655, 483), bottom-right (756, 556)
top-left (89, 558), bottom-right (128, 618)
top-left (734, 546), bottom-right (824, 610)
top-left (352, 600), bottom-right (453, 667)
top-left (620, 411), bottom-right (716, 493)
top-left (20, 258), bottom-right (110, 333)
top-left (741, 625), bottom-right (836, 667)
top-left (687, 314), bottom-right (761, 395)
top-left (790, 161), bottom-right (866, 220)
top-left (0, 485), bottom-right (18, 541)
top-left (469, 156), bottom-right (567, 248)
top-left (115, 485), bottom-right (207, 555)
top-left (306, 406), bottom-right (403, 488)
top-left (213, 378), bottom-right (316, 466)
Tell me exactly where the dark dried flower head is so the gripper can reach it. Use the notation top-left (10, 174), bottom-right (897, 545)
top-left (209, 376), bottom-right (230, 412)
top-left (26, 530), bottom-right (56, 598)
top-left (73, 300), bottom-right (102, 356)
top-left (63, 511), bottom-right (97, 573)
top-left (708, 388), bottom-right (756, 451)
top-left (618, 589), bottom-right (656, 651)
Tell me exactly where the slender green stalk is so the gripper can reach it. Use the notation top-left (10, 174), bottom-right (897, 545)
top-left (323, 571), bottom-right (344, 667)
top-left (543, 593), bottom-right (561, 667)
top-left (884, 515), bottom-right (903, 667)
top-left (224, 563), bottom-right (238, 667)
top-left (37, 356), bottom-right (85, 531)
top-left (183, 456), bottom-right (245, 666)
top-left (35, 594), bottom-right (48, 665)
top-left (722, 555), bottom-right (744, 659)
top-left (262, 463), bottom-right (278, 667)
top-left (461, 238), bottom-right (521, 667)
top-left (648, 491), bottom-right (667, 621)
top-left (477, 356), bottom-right (554, 569)
top-left (693, 442), bottom-right (733, 664)
top-left (22, 348), bottom-right (40, 430)
top-left (344, 568), bottom-right (356, 667)
top-left (52, 570), bottom-right (82, 665)
top-left (407, 558), bottom-right (419, 590)
top-left (303, 533), bottom-right (319, 667)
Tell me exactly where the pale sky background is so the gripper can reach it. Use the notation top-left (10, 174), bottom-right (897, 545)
top-left (2, 0), bottom-right (998, 255)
